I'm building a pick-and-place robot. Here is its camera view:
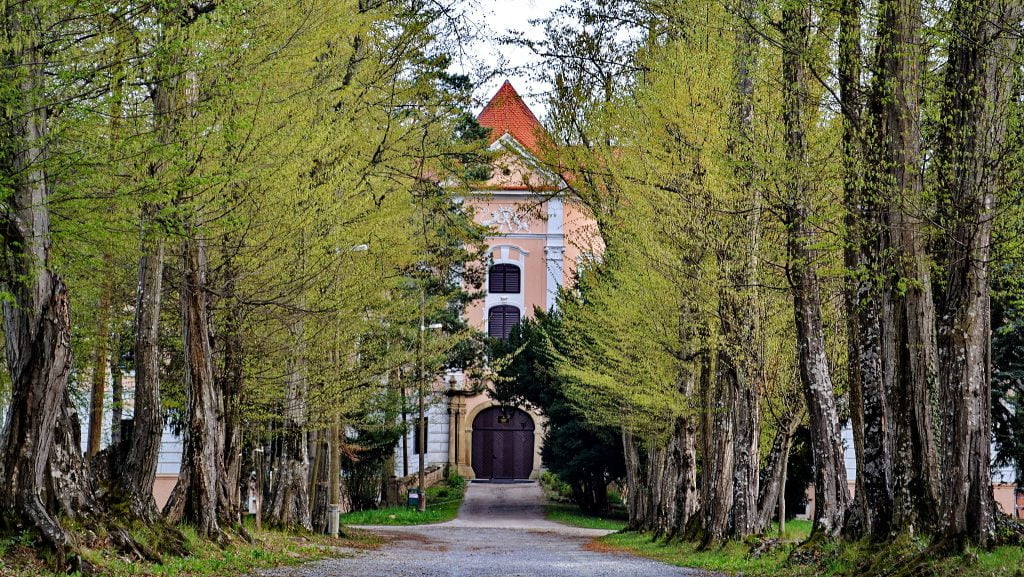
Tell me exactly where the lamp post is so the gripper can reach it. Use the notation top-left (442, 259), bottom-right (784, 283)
top-left (328, 242), bottom-right (368, 537)
top-left (417, 287), bottom-right (442, 513)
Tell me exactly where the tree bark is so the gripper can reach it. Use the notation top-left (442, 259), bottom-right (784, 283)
top-left (164, 236), bottom-right (231, 540)
top-left (756, 414), bottom-right (799, 532)
top-left (934, 0), bottom-right (1021, 549)
top-left (122, 240), bottom-right (166, 520)
top-left (781, 0), bottom-right (849, 540)
top-left (701, 346), bottom-right (735, 545)
top-left (218, 254), bottom-right (246, 525)
top-left (0, 2), bottom-right (94, 557)
top-left (265, 352), bottom-right (313, 531)
top-left (868, 0), bottom-right (941, 535)
top-left (724, 0), bottom-right (762, 541)
top-left (668, 412), bottom-right (699, 538)
top-left (118, 0), bottom-right (200, 520)
top-left (837, 0), bottom-right (896, 541)
top-left (110, 332), bottom-right (124, 447)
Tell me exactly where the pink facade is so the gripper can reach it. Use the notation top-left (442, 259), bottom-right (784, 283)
top-left (462, 82), bottom-right (600, 338)
top-left (443, 82), bottom-right (600, 480)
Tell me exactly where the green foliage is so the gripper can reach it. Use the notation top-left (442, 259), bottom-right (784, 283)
top-left (342, 413), bottom-right (405, 512)
top-left (540, 470), bottom-right (573, 500)
top-left (445, 472), bottom-right (467, 492)
top-left (492, 311), bottom-right (625, 513)
top-left (992, 270), bottom-right (1024, 486)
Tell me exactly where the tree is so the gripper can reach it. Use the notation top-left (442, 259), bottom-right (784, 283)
top-left (933, 0), bottom-right (1022, 548)
top-left (0, 1), bottom-right (93, 558)
top-left (492, 311), bottom-right (626, 513)
top-left (778, 0), bottom-right (849, 539)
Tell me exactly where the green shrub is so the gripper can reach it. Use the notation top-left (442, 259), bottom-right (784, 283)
top-left (541, 470), bottom-right (573, 501)
top-left (446, 472), bottom-right (466, 491)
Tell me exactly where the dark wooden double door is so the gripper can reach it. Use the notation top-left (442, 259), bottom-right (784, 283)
top-left (472, 407), bottom-right (535, 479)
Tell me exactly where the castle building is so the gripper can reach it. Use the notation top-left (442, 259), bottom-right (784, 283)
top-left (392, 81), bottom-right (600, 481)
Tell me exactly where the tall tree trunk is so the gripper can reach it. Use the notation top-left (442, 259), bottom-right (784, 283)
top-left (869, 0), bottom-right (940, 535)
top-left (164, 236), bottom-right (231, 540)
top-left (756, 413), bottom-right (799, 532)
top-left (148, 2), bottom-right (228, 534)
top-left (837, 0), bottom-right (895, 541)
top-left (647, 442), bottom-right (677, 537)
top-left (0, 2), bottom-right (93, 558)
top-left (701, 346), bottom-right (735, 545)
top-left (668, 412), bottom-right (699, 538)
top-left (934, 0), bottom-right (1020, 549)
top-left (726, 0), bottom-right (762, 542)
top-left (122, 239), bottom-right (165, 520)
top-left (667, 307), bottom-right (701, 538)
top-left (781, 0), bottom-right (849, 540)
top-left (218, 254), bottom-right (246, 525)
top-left (119, 1), bottom-right (201, 520)
top-left (266, 350), bottom-right (313, 531)
top-left (622, 430), bottom-right (651, 531)
top-left (309, 433), bottom-right (331, 533)
top-left (110, 332), bottom-right (124, 447)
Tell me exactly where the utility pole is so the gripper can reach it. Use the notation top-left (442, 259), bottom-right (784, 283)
top-left (329, 414), bottom-right (341, 537)
top-left (417, 287), bottom-right (427, 513)
top-left (415, 287), bottom-right (444, 514)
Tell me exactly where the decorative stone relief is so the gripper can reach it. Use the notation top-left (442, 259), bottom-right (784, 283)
top-left (487, 206), bottom-right (530, 233)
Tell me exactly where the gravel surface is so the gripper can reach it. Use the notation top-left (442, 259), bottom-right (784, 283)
top-left (263, 481), bottom-right (710, 577)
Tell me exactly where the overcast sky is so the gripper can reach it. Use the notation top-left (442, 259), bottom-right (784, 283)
top-left (453, 0), bottom-right (567, 118)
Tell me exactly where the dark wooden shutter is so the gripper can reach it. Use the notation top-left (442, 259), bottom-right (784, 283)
top-left (488, 264), bottom-right (521, 294)
top-left (414, 417), bottom-right (428, 455)
top-left (488, 305), bottom-right (521, 340)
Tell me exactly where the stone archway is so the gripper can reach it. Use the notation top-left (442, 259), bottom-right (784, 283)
top-left (470, 406), bottom-right (536, 479)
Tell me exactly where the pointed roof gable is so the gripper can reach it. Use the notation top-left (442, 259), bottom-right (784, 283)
top-left (477, 81), bottom-right (547, 154)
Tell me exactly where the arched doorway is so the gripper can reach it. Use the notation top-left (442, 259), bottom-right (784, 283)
top-left (471, 406), bottom-right (535, 479)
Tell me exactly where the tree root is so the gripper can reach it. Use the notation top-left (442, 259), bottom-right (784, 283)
top-left (109, 524), bottom-right (163, 564)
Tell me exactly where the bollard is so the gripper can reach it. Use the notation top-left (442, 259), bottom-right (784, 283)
top-left (328, 504), bottom-right (340, 538)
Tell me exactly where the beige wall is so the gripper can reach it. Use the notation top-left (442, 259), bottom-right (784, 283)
top-left (562, 200), bottom-right (602, 280)
top-left (995, 483), bottom-right (1021, 519)
top-left (478, 151), bottom-right (561, 191)
top-left (153, 475), bottom-right (178, 509)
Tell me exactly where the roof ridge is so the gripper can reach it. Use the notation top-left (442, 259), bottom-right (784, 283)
top-left (477, 80), bottom-right (547, 154)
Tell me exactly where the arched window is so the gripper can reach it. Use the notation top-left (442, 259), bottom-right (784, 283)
top-left (488, 305), bottom-right (521, 340)
top-left (488, 263), bottom-right (521, 294)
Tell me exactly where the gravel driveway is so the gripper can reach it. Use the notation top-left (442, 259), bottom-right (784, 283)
top-left (264, 481), bottom-right (709, 577)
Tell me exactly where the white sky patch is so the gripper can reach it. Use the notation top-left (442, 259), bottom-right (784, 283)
top-left (450, 0), bottom-right (568, 118)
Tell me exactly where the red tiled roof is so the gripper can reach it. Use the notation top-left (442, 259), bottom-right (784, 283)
top-left (477, 81), bottom-right (547, 154)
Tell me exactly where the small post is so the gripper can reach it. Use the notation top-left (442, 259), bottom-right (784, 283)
top-left (255, 447), bottom-right (264, 531)
top-left (328, 504), bottom-right (340, 538)
top-left (779, 456), bottom-right (788, 538)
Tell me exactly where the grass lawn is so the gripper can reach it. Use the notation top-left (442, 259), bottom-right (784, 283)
top-left (762, 519), bottom-right (813, 541)
top-left (596, 528), bottom-right (1024, 577)
top-left (538, 471), bottom-right (629, 531)
top-left (544, 502), bottom-right (628, 531)
top-left (0, 523), bottom-right (383, 577)
top-left (339, 482), bottom-right (466, 526)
